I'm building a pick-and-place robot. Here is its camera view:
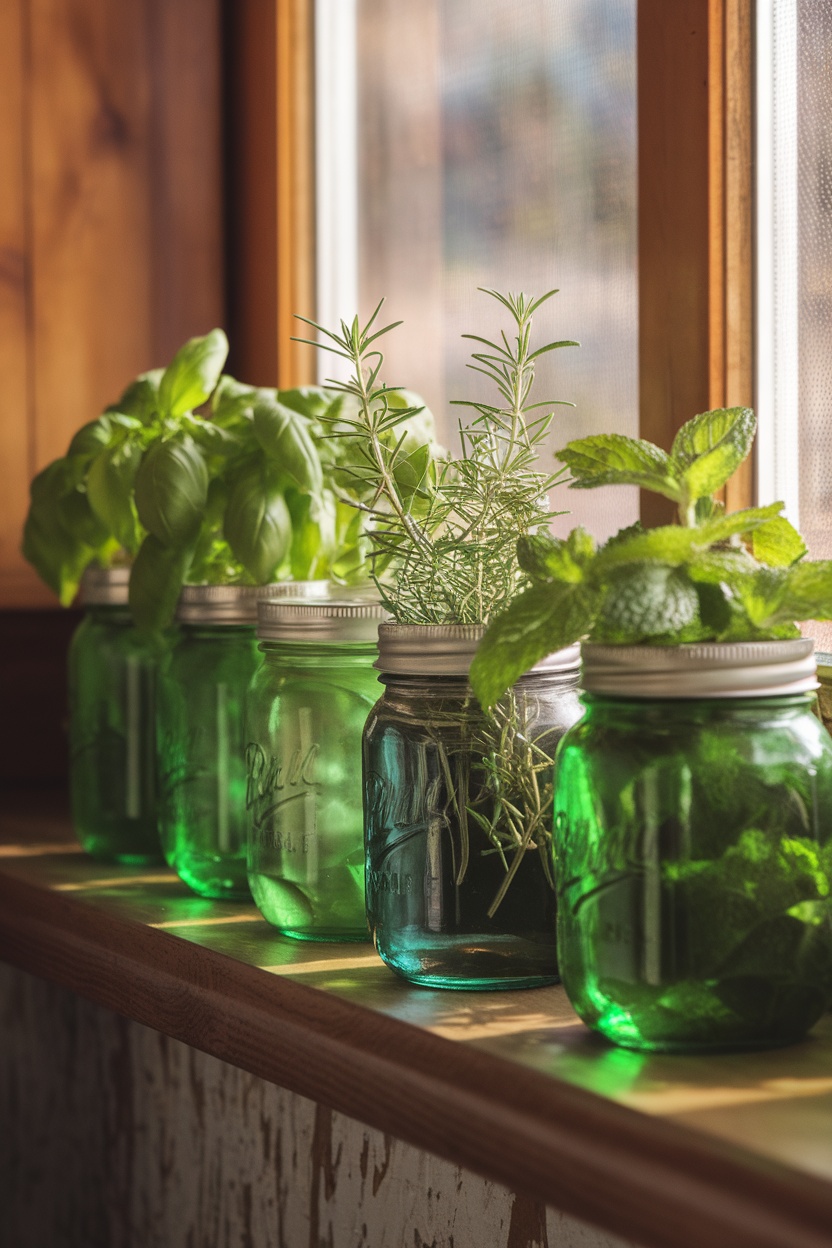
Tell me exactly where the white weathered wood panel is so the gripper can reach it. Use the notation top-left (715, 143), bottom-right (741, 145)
top-left (0, 963), bottom-right (636, 1248)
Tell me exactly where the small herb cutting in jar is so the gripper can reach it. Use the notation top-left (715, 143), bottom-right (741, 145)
top-left (295, 289), bottom-right (579, 916)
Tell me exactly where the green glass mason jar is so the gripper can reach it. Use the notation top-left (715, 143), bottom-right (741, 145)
top-left (157, 581), bottom-right (333, 899)
top-left (815, 650), bottom-right (832, 737)
top-left (68, 566), bottom-right (167, 864)
top-left (554, 640), bottom-right (832, 1053)
top-left (364, 625), bottom-right (582, 990)
top-left (246, 599), bottom-right (386, 940)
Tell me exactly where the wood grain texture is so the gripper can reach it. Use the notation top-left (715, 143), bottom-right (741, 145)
top-left (638, 0), bottom-right (754, 520)
top-left (0, 0), bottom-right (224, 608)
top-left (3, 817), bottom-right (832, 1248)
top-left (0, 0), bottom-right (41, 608)
top-left (27, 0), bottom-right (155, 469)
top-left (224, 0), bottom-right (280, 387)
top-left (719, 0), bottom-right (754, 512)
top-left (638, 1), bottom-right (711, 526)
top-left (277, 0), bottom-right (316, 386)
top-left (146, 0), bottom-right (225, 360)
top-left (0, 964), bottom-right (630, 1248)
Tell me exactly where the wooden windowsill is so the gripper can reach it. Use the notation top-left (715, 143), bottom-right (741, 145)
top-left (2, 797), bottom-right (832, 1248)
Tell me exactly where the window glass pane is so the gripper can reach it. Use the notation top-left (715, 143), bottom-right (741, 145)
top-left (352, 0), bottom-right (638, 540)
top-left (758, 1), bottom-right (832, 647)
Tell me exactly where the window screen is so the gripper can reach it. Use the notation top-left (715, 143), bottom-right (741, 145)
top-left (319, 0), bottom-right (638, 542)
top-left (758, 2), bottom-right (832, 648)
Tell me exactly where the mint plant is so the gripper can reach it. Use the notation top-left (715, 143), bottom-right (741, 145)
top-left (471, 406), bottom-right (832, 708)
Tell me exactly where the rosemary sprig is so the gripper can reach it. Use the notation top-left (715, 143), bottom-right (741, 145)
top-left (295, 288), bottom-right (577, 624)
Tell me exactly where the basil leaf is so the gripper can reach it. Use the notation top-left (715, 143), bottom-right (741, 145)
top-left (287, 489), bottom-right (336, 580)
top-left (252, 392), bottom-right (323, 494)
top-left (87, 442), bottom-right (143, 552)
top-left (129, 534), bottom-right (195, 632)
top-left (57, 488), bottom-right (111, 551)
top-left (676, 408), bottom-right (756, 502)
top-left (470, 581), bottom-right (596, 709)
top-left (134, 434), bottom-right (209, 545)
top-left (224, 461), bottom-right (292, 582)
top-left (181, 414), bottom-right (242, 456)
top-left (277, 386), bottom-right (341, 422)
top-left (211, 374), bottom-right (257, 427)
top-left (107, 370), bottom-right (162, 425)
top-left (557, 433), bottom-right (681, 500)
top-left (158, 329), bottom-right (229, 417)
top-left (22, 461), bottom-right (91, 603)
top-left (392, 442), bottom-right (433, 500)
top-left (67, 415), bottom-right (113, 464)
top-left (751, 515), bottom-right (807, 568)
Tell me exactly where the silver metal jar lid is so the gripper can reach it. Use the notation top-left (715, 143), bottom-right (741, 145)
top-left (177, 580), bottom-right (332, 626)
top-left (257, 599), bottom-right (388, 643)
top-left (80, 564), bottom-right (130, 606)
top-left (581, 639), bottom-right (818, 699)
top-left (375, 622), bottom-right (581, 678)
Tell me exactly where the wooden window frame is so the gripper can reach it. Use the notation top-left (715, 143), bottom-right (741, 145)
top-left (638, 0), bottom-right (754, 523)
top-left (228, 0), bottom-right (755, 515)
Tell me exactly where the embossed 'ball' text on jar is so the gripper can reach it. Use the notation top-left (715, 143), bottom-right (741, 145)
top-left (554, 640), bottom-right (832, 1053)
top-left (245, 599), bottom-right (386, 940)
top-left (68, 565), bottom-right (168, 864)
top-left (156, 582), bottom-right (332, 901)
top-left (363, 625), bottom-right (582, 990)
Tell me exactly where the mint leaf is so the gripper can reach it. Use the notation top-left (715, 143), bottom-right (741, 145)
top-left (778, 561), bottom-right (832, 622)
top-left (704, 501), bottom-right (783, 542)
top-left (470, 581), bottom-right (596, 708)
top-left (517, 527), bottom-right (594, 583)
top-left (671, 407), bottom-right (755, 502)
top-left (594, 565), bottom-right (700, 643)
top-left (686, 547), bottom-right (758, 584)
top-left (751, 515), bottom-right (807, 567)
top-left (556, 433), bottom-right (682, 500)
top-left (732, 567), bottom-right (789, 627)
top-left (593, 525), bottom-right (704, 574)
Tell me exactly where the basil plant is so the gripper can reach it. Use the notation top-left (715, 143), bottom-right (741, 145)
top-left (22, 328), bottom-right (440, 630)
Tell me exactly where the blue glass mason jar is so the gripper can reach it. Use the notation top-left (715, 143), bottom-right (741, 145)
top-left (68, 565), bottom-right (168, 864)
top-left (246, 599), bottom-right (386, 939)
top-left (157, 581), bottom-right (332, 899)
top-left (554, 641), bottom-right (832, 1053)
top-left (363, 625), bottom-right (582, 990)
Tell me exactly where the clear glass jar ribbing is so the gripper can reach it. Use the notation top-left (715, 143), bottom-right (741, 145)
top-left (157, 582), bottom-right (335, 900)
top-left (68, 567), bottom-right (167, 864)
top-left (554, 642), bottom-right (832, 1053)
top-left (363, 626), bottom-right (582, 990)
top-left (246, 601), bottom-right (385, 940)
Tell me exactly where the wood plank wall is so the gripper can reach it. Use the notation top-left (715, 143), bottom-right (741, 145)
top-left (0, 0), bottom-right (224, 608)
